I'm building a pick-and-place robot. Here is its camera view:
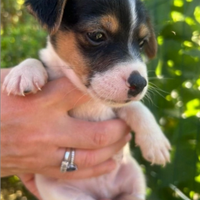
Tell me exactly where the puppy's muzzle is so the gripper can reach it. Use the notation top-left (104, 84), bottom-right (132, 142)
top-left (127, 71), bottom-right (147, 97)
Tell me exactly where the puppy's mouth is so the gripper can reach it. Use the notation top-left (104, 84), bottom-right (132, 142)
top-left (88, 86), bottom-right (133, 107)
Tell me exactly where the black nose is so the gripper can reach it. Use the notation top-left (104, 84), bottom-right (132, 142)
top-left (127, 72), bottom-right (147, 97)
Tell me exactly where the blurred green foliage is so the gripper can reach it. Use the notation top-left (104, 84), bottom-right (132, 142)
top-left (1, 0), bottom-right (200, 200)
top-left (1, 0), bottom-right (46, 68)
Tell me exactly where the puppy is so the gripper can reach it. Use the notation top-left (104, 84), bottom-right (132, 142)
top-left (3, 0), bottom-right (171, 199)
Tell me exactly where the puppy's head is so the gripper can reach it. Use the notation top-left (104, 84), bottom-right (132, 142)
top-left (26, 0), bottom-right (157, 106)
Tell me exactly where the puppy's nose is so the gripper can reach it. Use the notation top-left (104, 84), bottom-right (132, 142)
top-left (127, 71), bottom-right (147, 97)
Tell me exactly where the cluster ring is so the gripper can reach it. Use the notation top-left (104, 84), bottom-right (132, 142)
top-left (60, 148), bottom-right (78, 173)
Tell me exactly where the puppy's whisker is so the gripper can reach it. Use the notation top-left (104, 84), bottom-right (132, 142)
top-left (148, 85), bottom-right (168, 96)
top-left (143, 91), bottom-right (158, 107)
top-left (143, 92), bottom-right (152, 103)
top-left (72, 93), bottom-right (88, 107)
top-left (148, 76), bottom-right (172, 81)
top-left (148, 77), bottom-right (161, 80)
top-left (63, 87), bottom-right (78, 98)
top-left (148, 82), bottom-right (169, 94)
top-left (148, 86), bottom-right (167, 100)
top-left (147, 70), bottom-right (157, 73)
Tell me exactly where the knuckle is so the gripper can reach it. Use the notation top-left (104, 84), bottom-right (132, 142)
top-left (81, 151), bottom-right (96, 168)
top-left (93, 130), bottom-right (108, 147)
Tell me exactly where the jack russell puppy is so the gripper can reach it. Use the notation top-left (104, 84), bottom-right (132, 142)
top-left (3, 0), bottom-right (171, 199)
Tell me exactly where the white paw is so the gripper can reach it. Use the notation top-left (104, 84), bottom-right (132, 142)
top-left (136, 130), bottom-right (171, 166)
top-left (3, 58), bottom-right (48, 96)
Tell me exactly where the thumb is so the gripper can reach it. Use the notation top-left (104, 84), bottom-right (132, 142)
top-left (18, 174), bottom-right (42, 200)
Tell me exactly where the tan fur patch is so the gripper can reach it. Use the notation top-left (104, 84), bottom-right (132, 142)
top-left (143, 18), bottom-right (157, 59)
top-left (138, 24), bottom-right (150, 39)
top-left (55, 31), bottom-right (90, 84)
top-left (100, 15), bottom-right (119, 33)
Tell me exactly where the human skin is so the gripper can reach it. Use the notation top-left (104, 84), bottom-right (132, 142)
top-left (1, 68), bottom-right (131, 199)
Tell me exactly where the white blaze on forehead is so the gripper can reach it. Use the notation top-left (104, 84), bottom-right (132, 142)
top-left (128, 0), bottom-right (137, 26)
top-left (127, 0), bottom-right (138, 54)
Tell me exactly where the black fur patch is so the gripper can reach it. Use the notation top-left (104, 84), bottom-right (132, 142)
top-left (26, 0), bottom-right (152, 82)
top-left (25, 0), bottom-right (58, 28)
top-left (54, 0), bottom-right (148, 76)
top-left (25, 0), bottom-right (67, 33)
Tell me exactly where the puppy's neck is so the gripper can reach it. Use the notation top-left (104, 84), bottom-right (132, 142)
top-left (39, 37), bottom-right (87, 92)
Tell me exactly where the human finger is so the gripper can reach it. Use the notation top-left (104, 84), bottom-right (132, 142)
top-left (73, 133), bottom-right (131, 169)
top-left (38, 158), bottom-right (117, 180)
top-left (3, 157), bottom-right (116, 181)
top-left (0, 131), bottom-right (130, 178)
top-left (19, 174), bottom-right (42, 200)
top-left (43, 133), bottom-right (131, 169)
top-left (52, 117), bottom-right (130, 149)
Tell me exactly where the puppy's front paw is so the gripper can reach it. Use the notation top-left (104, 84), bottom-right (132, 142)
top-left (136, 130), bottom-right (171, 166)
top-left (3, 58), bottom-right (48, 96)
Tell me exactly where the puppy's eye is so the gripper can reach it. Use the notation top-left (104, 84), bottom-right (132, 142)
top-left (86, 31), bottom-right (106, 45)
top-left (138, 39), bottom-right (146, 49)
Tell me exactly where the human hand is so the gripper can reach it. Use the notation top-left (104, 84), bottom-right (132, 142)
top-left (1, 69), bottom-right (131, 180)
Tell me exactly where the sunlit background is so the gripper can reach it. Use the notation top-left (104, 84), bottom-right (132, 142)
top-left (1, 0), bottom-right (200, 200)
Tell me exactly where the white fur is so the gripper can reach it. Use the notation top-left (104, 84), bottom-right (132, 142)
top-left (3, 58), bottom-right (48, 96)
top-left (89, 61), bottom-right (148, 105)
top-left (127, 0), bottom-right (137, 56)
top-left (128, 0), bottom-right (137, 28)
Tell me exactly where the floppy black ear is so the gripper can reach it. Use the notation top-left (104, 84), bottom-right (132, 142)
top-left (144, 17), bottom-right (157, 59)
top-left (25, 0), bottom-right (67, 34)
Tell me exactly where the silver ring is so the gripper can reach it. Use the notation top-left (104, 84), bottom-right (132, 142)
top-left (60, 149), bottom-right (70, 173)
top-left (64, 151), bottom-right (70, 161)
top-left (67, 149), bottom-right (78, 172)
top-left (60, 149), bottom-right (78, 173)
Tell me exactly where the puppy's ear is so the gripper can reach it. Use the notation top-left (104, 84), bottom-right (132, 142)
top-left (25, 0), bottom-right (67, 35)
top-left (144, 17), bottom-right (157, 59)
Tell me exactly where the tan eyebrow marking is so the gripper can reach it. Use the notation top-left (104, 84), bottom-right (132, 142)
top-left (139, 24), bottom-right (150, 38)
top-left (100, 14), bottom-right (119, 33)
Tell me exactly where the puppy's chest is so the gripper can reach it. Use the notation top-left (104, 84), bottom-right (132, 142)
top-left (69, 100), bottom-right (116, 122)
